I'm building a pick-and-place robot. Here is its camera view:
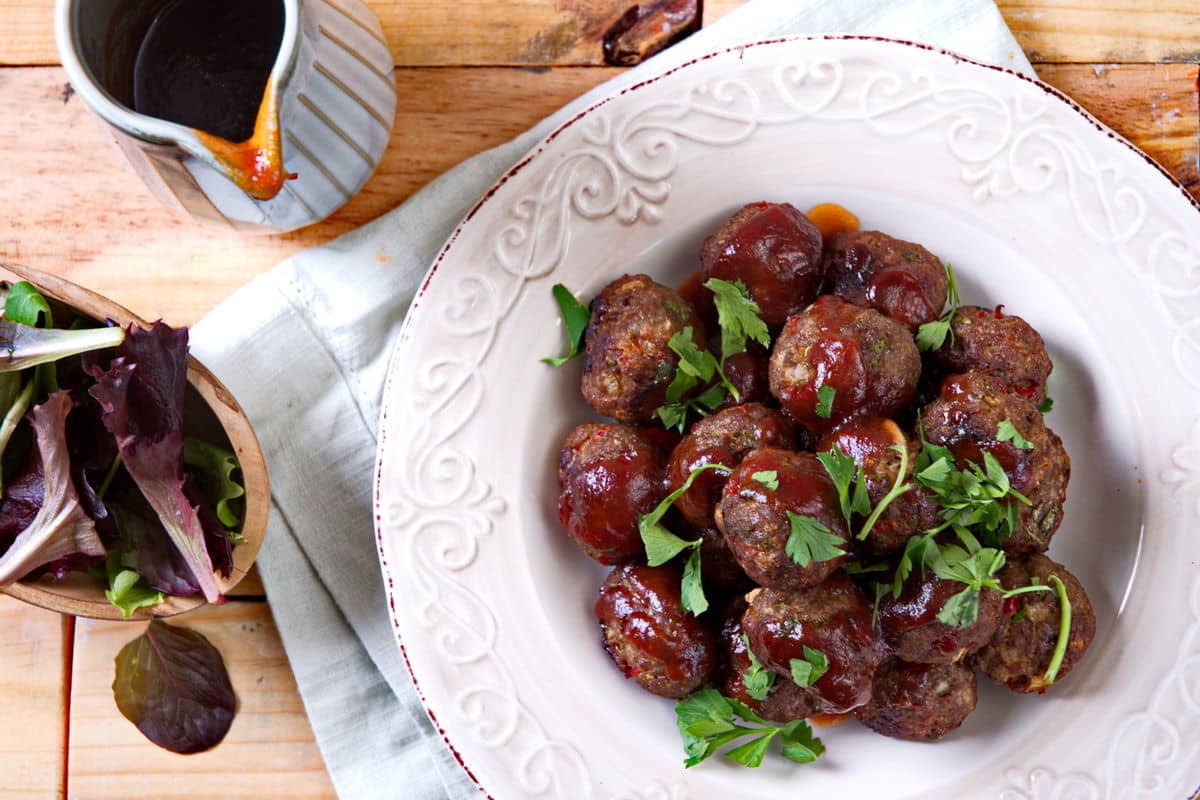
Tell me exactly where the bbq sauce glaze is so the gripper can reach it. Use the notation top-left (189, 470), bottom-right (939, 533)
top-left (132, 0), bottom-right (285, 143)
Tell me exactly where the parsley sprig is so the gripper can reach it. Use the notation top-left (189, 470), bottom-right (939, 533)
top-left (997, 419), bottom-right (1035, 450)
top-left (815, 444), bottom-right (912, 541)
top-left (638, 463), bottom-right (729, 616)
top-left (541, 284), bottom-right (590, 366)
top-left (915, 262), bottom-right (960, 352)
top-left (676, 688), bottom-right (825, 769)
top-left (655, 327), bottom-right (739, 432)
top-left (740, 634), bottom-right (775, 701)
top-left (815, 385), bottom-right (836, 419)
top-left (654, 280), bottom-right (770, 432)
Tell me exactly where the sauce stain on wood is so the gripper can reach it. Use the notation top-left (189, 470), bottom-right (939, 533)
top-left (518, 1), bottom-right (700, 66)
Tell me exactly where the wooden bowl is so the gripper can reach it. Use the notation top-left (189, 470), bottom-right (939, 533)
top-left (0, 262), bottom-right (269, 619)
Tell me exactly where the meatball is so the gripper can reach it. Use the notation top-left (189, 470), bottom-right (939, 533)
top-left (666, 403), bottom-right (795, 528)
top-left (815, 417), bottom-right (942, 555)
top-left (824, 230), bottom-right (949, 328)
top-left (922, 371), bottom-right (1069, 552)
top-left (581, 274), bottom-right (704, 423)
top-left (973, 553), bottom-right (1096, 693)
top-left (769, 295), bottom-right (920, 431)
top-left (595, 564), bottom-right (718, 698)
top-left (558, 423), bottom-right (666, 564)
top-left (854, 659), bottom-right (977, 741)
top-left (700, 202), bottom-right (824, 327)
top-left (931, 306), bottom-right (1052, 404)
top-left (695, 526), bottom-right (748, 592)
top-left (718, 348), bottom-right (772, 410)
top-left (720, 604), bottom-right (819, 722)
top-left (742, 575), bottom-right (883, 714)
top-left (716, 448), bottom-right (850, 591)
top-left (877, 569), bottom-right (1003, 663)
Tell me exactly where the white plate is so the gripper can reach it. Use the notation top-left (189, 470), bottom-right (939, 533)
top-left (375, 36), bottom-right (1200, 799)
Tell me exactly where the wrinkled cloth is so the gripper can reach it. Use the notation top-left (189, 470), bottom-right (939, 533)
top-left (190, 1), bottom-right (1032, 797)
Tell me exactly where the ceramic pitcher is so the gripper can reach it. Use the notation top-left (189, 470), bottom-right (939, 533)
top-left (55, 0), bottom-right (397, 233)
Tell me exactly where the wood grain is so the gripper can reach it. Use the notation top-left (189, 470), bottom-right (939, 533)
top-left (3, 0), bottom-right (1200, 66)
top-left (0, 596), bottom-right (66, 799)
top-left (68, 603), bottom-right (335, 799)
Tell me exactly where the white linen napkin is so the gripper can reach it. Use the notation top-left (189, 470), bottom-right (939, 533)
top-left (191, 2), bottom-right (1033, 797)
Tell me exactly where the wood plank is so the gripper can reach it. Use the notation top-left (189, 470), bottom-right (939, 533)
top-left (0, 596), bottom-right (67, 800)
top-left (1039, 63), bottom-right (1200, 194)
top-left (69, 602), bottom-right (335, 799)
top-left (3, 0), bottom-right (1199, 66)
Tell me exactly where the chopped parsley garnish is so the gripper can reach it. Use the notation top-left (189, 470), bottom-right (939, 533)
top-left (654, 327), bottom-right (739, 432)
top-left (815, 443), bottom-right (910, 541)
top-left (997, 419), bottom-right (1035, 450)
top-left (1039, 395), bottom-right (1054, 414)
top-left (705, 278), bottom-right (770, 359)
top-left (676, 688), bottom-right (825, 769)
top-left (915, 262), bottom-right (960, 352)
top-left (1043, 575), bottom-right (1072, 684)
top-left (788, 646), bottom-right (829, 688)
top-left (926, 542), bottom-right (1007, 628)
top-left (784, 511), bottom-right (846, 567)
top-left (752, 470), bottom-right (779, 491)
top-left (815, 384), bottom-right (836, 419)
top-left (740, 634), bottom-right (775, 701)
top-left (541, 284), bottom-right (590, 366)
top-left (638, 463), bottom-right (729, 616)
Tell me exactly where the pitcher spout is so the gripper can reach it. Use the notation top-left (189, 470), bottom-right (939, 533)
top-left (189, 80), bottom-right (289, 202)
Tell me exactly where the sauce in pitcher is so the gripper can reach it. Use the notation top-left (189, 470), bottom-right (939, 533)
top-left (132, 0), bottom-right (285, 143)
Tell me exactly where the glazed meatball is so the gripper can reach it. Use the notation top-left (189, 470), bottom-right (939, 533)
top-left (581, 274), bottom-right (704, 423)
top-left (558, 423), bottom-right (666, 564)
top-left (742, 575), bottom-right (883, 714)
top-left (716, 448), bottom-right (850, 591)
top-left (769, 295), bottom-right (921, 430)
top-left (700, 202), bottom-right (824, 326)
top-left (854, 659), bottom-right (977, 741)
top-left (922, 371), bottom-right (1069, 552)
top-left (695, 526), bottom-right (748, 592)
top-left (720, 605), bottom-right (819, 722)
top-left (931, 306), bottom-right (1052, 404)
top-left (877, 569), bottom-right (1003, 663)
top-left (824, 230), bottom-right (949, 328)
top-left (815, 417), bottom-right (942, 555)
top-left (666, 403), bottom-right (795, 528)
top-left (973, 553), bottom-right (1096, 693)
top-left (595, 564), bottom-right (718, 698)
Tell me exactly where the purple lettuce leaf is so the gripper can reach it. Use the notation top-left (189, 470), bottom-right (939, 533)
top-left (107, 489), bottom-right (202, 598)
top-left (87, 323), bottom-right (223, 603)
top-left (0, 391), bottom-right (105, 586)
top-left (0, 449), bottom-right (44, 554)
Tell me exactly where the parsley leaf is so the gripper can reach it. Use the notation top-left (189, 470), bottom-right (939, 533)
top-left (541, 284), bottom-right (590, 366)
top-left (936, 585), bottom-right (982, 628)
top-left (1039, 395), bottom-right (1054, 414)
top-left (638, 463), bottom-right (729, 615)
top-left (785, 512), bottom-right (846, 568)
top-left (705, 278), bottom-right (771, 359)
top-left (681, 549), bottom-right (708, 616)
top-left (915, 262), bottom-right (959, 352)
top-left (675, 689), bottom-right (824, 769)
top-left (752, 470), bottom-right (779, 491)
top-left (997, 419), bottom-right (1035, 450)
top-left (915, 318), bottom-right (952, 352)
top-left (741, 634), bottom-right (776, 701)
top-left (788, 646), bottom-right (829, 687)
top-left (845, 560), bottom-right (889, 575)
top-left (815, 384), bottom-right (836, 419)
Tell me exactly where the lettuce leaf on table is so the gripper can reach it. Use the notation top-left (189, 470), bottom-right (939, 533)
top-left (0, 391), bottom-right (105, 585)
top-left (88, 323), bottom-right (224, 604)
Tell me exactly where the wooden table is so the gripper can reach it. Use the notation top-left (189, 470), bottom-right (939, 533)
top-left (0, 2), bottom-right (1196, 797)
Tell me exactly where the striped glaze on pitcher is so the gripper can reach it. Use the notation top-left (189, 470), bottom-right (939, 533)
top-left (56, 0), bottom-right (397, 233)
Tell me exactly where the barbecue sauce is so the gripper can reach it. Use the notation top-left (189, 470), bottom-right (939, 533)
top-left (131, 0), bottom-right (288, 199)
